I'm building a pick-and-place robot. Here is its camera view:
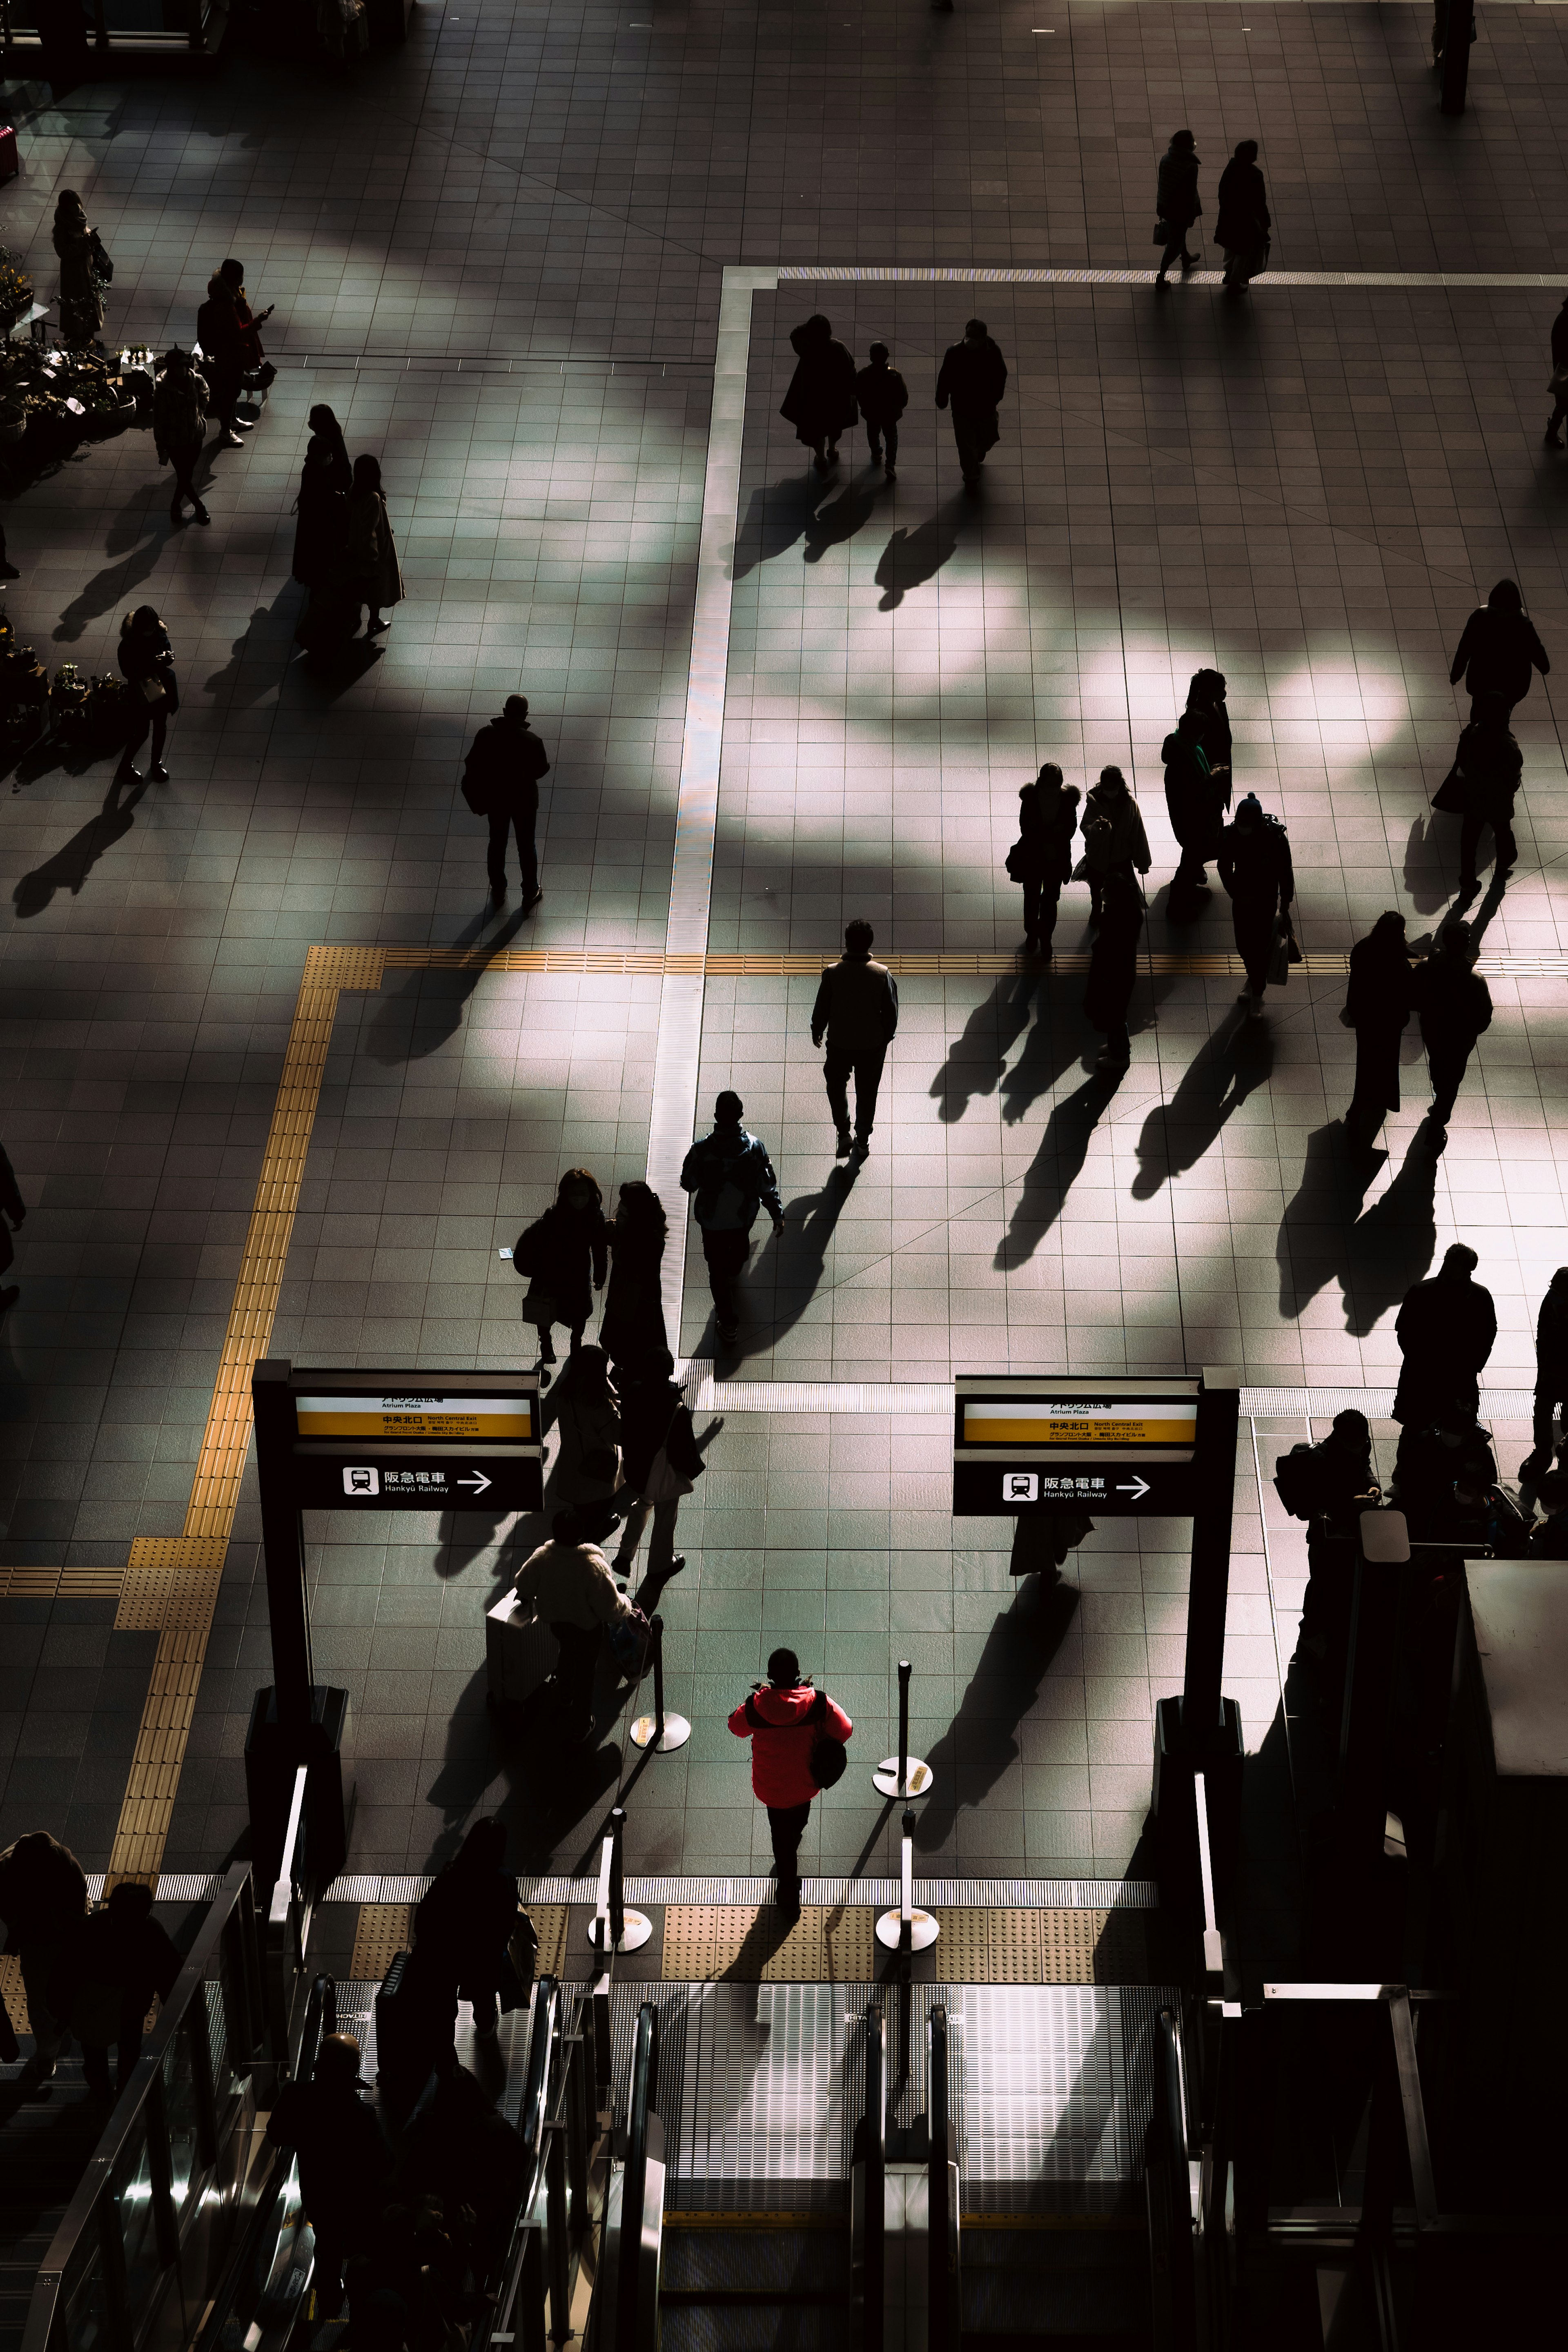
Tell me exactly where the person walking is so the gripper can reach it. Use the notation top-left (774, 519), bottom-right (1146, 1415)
top-left (115, 606), bottom-right (178, 784)
top-left (855, 341), bottom-right (908, 479)
top-left (1518, 1267), bottom-right (1568, 1494)
top-left (727, 1647), bottom-right (852, 1917)
top-left (152, 348), bottom-right (210, 529)
top-left (935, 318), bottom-right (1008, 491)
top-left (512, 1507), bottom-right (637, 1741)
top-left (1186, 668), bottom-right (1233, 805)
top-left (410, 1816), bottom-right (524, 2046)
top-left (780, 314), bottom-right (858, 474)
top-left (52, 189), bottom-right (109, 348)
top-left (549, 1344), bottom-right (624, 1525)
top-left (461, 694), bottom-right (549, 911)
top-left (291, 403), bottom-right (352, 584)
top-left (267, 2034), bottom-right (392, 2315)
top-left (1080, 764), bottom-right (1152, 924)
top-left (1154, 129), bottom-right (1202, 285)
top-left (1216, 791), bottom-right (1294, 1018)
top-left (1452, 699), bottom-right (1523, 891)
top-left (811, 919), bottom-right (899, 1156)
top-left (0, 1831), bottom-right (88, 2085)
top-left (600, 1180), bottom-right (669, 1375)
top-left (71, 1880), bottom-right (182, 2099)
top-left (1007, 763), bottom-right (1079, 953)
top-left (1392, 1243), bottom-right (1496, 1429)
top-left (1341, 911), bottom-right (1414, 1150)
top-left (197, 261), bottom-right (272, 445)
top-left (1448, 579), bottom-right (1549, 722)
top-left (1161, 706), bottom-right (1222, 900)
top-left (612, 1346), bottom-right (704, 1593)
top-left (1411, 917), bottom-right (1491, 1144)
top-left (1547, 293), bottom-right (1568, 446)
top-left (1083, 868), bottom-right (1144, 1071)
top-left (512, 1168), bottom-right (607, 1376)
top-left (345, 454), bottom-right (404, 636)
top-left (679, 1091), bottom-right (785, 1347)
top-left (1215, 139), bottom-right (1271, 288)
top-left (0, 1138), bottom-right (26, 1319)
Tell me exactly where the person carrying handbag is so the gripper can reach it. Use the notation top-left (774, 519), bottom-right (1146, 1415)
top-left (115, 605), bottom-right (178, 784)
top-left (512, 1168), bottom-right (607, 1379)
top-left (612, 1347), bottom-right (703, 1595)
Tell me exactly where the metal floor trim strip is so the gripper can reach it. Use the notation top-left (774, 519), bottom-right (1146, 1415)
top-left (321, 1874), bottom-right (1158, 1908)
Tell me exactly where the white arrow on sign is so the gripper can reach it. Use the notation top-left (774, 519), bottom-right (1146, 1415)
top-left (458, 1470), bottom-right (493, 1494)
top-left (1116, 1475), bottom-right (1151, 1499)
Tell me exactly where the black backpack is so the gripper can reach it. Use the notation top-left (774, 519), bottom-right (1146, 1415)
top-left (1274, 1442), bottom-right (1327, 1522)
top-left (744, 1687), bottom-right (846, 1789)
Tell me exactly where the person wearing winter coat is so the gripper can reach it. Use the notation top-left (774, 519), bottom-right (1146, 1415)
top-left (1080, 766), bottom-right (1152, 922)
top-left (1410, 917), bottom-right (1492, 1139)
top-left (345, 453), bottom-right (404, 636)
top-left (196, 261), bottom-right (272, 445)
top-left (411, 1816), bottom-right (524, 2043)
top-left (513, 1509), bottom-right (637, 1737)
top-left (1215, 139), bottom-right (1271, 288)
top-left (679, 1091), bottom-right (785, 1347)
top-left (728, 1647), bottom-right (853, 1915)
top-left (291, 404), bottom-right (352, 584)
top-left (152, 348), bottom-right (210, 528)
top-left (463, 693), bottom-right (550, 910)
top-left (1519, 1267), bottom-right (1568, 1490)
top-left (1341, 911), bottom-right (1414, 1150)
top-left (811, 919), bottom-right (900, 1155)
top-left (1083, 869), bottom-right (1144, 1071)
top-left (600, 1181), bottom-right (668, 1376)
top-left (1162, 707), bottom-right (1223, 895)
top-left (1009, 764), bottom-right (1079, 952)
top-left (1154, 130), bottom-right (1202, 284)
top-left (935, 318), bottom-right (1009, 490)
top-left (115, 605), bottom-right (178, 786)
top-left (611, 1347), bottom-right (704, 1590)
top-left (267, 2034), bottom-right (392, 2314)
top-left (1448, 579), bottom-right (1549, 721)
top-left (549, 1343), bottom-right (623, 1514)
top-left (53, 189), bottom-right (107, 347)
top-left (1392, 1244), bottom-right (1496, 1429)
top-left (855, 342), bottom-right (908, 477)
top-left (71, 1880), bottom-right (182, 2097)
top-left (1216, 792), bottom-right (1294, 1015)
top-left (0, 1831), bottom-right (88, 2082)
top-left (513, 1168), bottom-right (608, 1373)
top-left (1186, 668), bottom-right (1233, 803)
top-left (1451, 700), bottom-right (1523, 890)
top-left (780, 314), bottom-right (858, 473)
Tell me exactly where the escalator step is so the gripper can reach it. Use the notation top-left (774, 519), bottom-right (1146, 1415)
top-left (661, 2229), bottom-right (848, 2298)
top-left (658, 2316), bottom-right (849, 2352)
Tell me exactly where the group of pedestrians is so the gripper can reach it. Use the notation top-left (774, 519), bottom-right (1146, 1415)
top-left (0, 1832), bottom-right (180, 2093)
top-left (781, 312), bottom-right (1009, 492)
top-left (1154, 131), bottom-right (1273, 289)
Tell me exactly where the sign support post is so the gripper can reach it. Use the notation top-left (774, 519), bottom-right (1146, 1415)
top-left (254, 1361), bottom-right (314, 1723)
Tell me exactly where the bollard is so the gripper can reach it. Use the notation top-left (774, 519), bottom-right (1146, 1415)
top-left (873, 1658), bottom-right (933, 1797)
top-left (877, 1806), bottom-right (938, 1952)
top-left (586, 1801), bottom-right (653, 1951)
top-left (630, 1613), bottom-right (692, 1751)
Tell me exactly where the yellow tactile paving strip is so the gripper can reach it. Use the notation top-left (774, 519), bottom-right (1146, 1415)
top-left (376, 944), bottom-right (1564, 980)
top-left (348, 1902), bottom-right (569, 1987)
top-left (0, 1565), bottom-right (123, 1599)
top-left (660, 1904), bottom-right (1154, 1984)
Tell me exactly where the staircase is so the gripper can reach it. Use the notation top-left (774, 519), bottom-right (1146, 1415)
top-left (0, 2049), bottom-right (107, 2352)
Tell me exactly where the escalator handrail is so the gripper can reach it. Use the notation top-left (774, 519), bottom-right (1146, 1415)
top-left (928, 2004), bottom-right (951, 2347)
top-left (615, 2001), bottom-right (659, 2352)
top-left (472, 1978), bottom-right (575, 2352)
top-left (863, 2002), bottom-right (885, 2350)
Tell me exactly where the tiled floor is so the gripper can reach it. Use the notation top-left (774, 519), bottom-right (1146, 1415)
top-left (2, 8), bottom-right (1566, 1883)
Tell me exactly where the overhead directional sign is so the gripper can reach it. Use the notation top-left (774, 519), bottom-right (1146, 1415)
top-left (285, 1372), bottom-right (543, 1512)
top-left (953, 1374), bottom-right (1202, 1517)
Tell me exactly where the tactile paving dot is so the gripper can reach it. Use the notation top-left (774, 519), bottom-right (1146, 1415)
top-left (662, 1904), bottom-right (879, 1982)
top-left (350, 1904), bottom-right (412, 1981)
top-left (523, 1904), bottom-right (569, 1981)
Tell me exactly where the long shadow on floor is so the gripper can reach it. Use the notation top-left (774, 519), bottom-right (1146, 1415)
top-left (1276, 1123), bottom-right (1439, 1336)
top-left (422, 1661), bottom-right (624, 1873)
top-left (364, 903), bottom-right (531, 1063)
top-left (994, 1062), bottom-right (1125, 1271)
top-left (874, 496), bottom-right (964, 608)
top-left (911, 1579), bottom-right (1080, 1857)
top-left (731, 470), bottom-right (824, 580)
top-left (930, 972), bottom-right (1043, 1123)
top-left (13, 768), bottom-right (147, 915)
top-left (714, 1160), bottom-right (861, 1363)
top-left (1131, 1004), bottom-right (1274, 1198)
top-left (802, 470), bottom-right (881, 561)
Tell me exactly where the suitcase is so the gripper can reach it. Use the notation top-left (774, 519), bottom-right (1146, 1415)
top-left (0, 130), bottom-right (17, 186)
top-left (486, 1592), bottom-right (558, 1708)
top-left (374, 1949), bottom-right (438, 2107)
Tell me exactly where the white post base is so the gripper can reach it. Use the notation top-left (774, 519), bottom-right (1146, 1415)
top-left (875, 1908), bottom-right (940, 1953)
top-left (873, 1756), bottom-right (933, 1798)
top-left (630, 1711), bottom-right (692, 1751)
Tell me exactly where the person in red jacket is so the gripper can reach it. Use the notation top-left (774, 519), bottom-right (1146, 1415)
top-left (728, 1648), bottom-right (852, 1916)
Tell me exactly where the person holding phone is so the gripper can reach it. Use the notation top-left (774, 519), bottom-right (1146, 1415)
top-left (114, 606), bottom-right (178, 784)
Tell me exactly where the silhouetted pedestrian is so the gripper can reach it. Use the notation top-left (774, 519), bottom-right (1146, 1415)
top-left (197, 260), bottom-right (272, 445)
top-left (811, 919), bottom-right (899, 1156)
top-left (1187, 668), bottom-right (1233, 806)
top-left (1215, 139), bottom-right (1270, 288)
top-left (513, 1168), bottom-right (608, 1376)
top-left (550, 1344), bottom-right (623, 1521)
top-left (1286, 1409), bottom-right (1378, 1691)
top-left (1341, 911), bottom-right (1414, 1149)
top-left (781, 314), bottom-right (857, 474)
top-left (1518, 1266), bottom-right (1568, 1491)
top-left (679, 1091), bottom-right (784, 1346)
top-left (292, 403), bottom-right (352, 583)
top-left (1529, 1469), bottom-right (1568, 1555)
top-left (1393, 1243), bottom-right (1495, 1428)
top-left (601, 1180), bottom-right (668, 1375)
top-left (0, 1831), bottom-right (87, 2085)
top-left (72, 1881), bottom-right (181, 2098)
top-left (1154, 130), bottom-right (1202, 284)
top-left (728, 1646), bottom-right (852, 1917)
top-left (412, 1816), bottom-right (525, 2045)
top-left (1448, 579), bottom-right (1549, 722)
top-left (1007, 763), bottom-right (1079, 952)
top-left (0, 1139), bottom-right (25, 1319)
top-left (267, 2034), bottom-right (393, 2316)
top-left (1080, 764), bottom-right (1151, 922)
top-left (1392, 1409), bottom-right (1494, 1542)
top-left (462, 694), bottom-right (549, 910)
top-left (115, 605), bottom-right (177, 784)
top-left (1411, 918), bottom-right (1491, 1142)
top-left (935, 318), bottom-right (1008, 491)
top-left (53, 189), bottom-right (107, 348)
top-left (393, 2066), bottom-right (528, 2278)
top-left (1548, 293), bottom-right (1568, 446)
top-left (512, 1508), bottom-right (637, 1740)
top-left (612, 1346), bottom-right (704, 1592)
top-left (855, 342), bottom-right (907, 479)
top-left (346, 454), bottom-right (403, 637)
top-left (1217, 791), bottom-right (1294, 1017)
top-left (1162, 706), bottom-right (1222, 897)
top-left (1083, 869), bottom-right (1144, 1070)
top-left (153, 348), bottom-right (210, 529)
top-left (1452, 699), bottom-right (1522, 890)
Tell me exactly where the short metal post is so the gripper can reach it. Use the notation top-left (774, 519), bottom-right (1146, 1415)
top-left (1181, 1373), bottom-right (1240, 1748)
top-left (545, 2123), bottom-right (570, 2343)
top-left (863, 2004), bottom-right (885, 2352)
top-left (610, 1806), bottom-right (626, 1951)
top-left (878, 1807), bottom-right (938, 1951)
top-left (592, 1974), bottom-right (612, 2102)
top-left (630, 1613), bottom-right (690, 1751)
top-left (586, 1805), bottom-right (651, 1952)
top-left (873, 1658), bottom-right (933, 1797)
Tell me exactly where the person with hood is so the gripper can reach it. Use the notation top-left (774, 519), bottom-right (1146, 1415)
top-left (1154, 129), bottom-right (1202, 285)
top-left (611, 1345), bottom-right (704, 1593)
top-left (855, 341), bottom-right (908, 478)
top-left (1448, 579), bottom-right (1549, 722)
top-left (1186, 668), bottom-right (1233, 804)
top-left (72, 1880), bottom-right (182, 2098)
top-left (601, 1180), bottom-right (669, 1375)
top-left (462, 693), bottom-right (550, 910)
top-left (679, 1091), bottom-right (785, 1346)
top-left (512, 1508), bottom-right (637, 1739)
top-left (1080, 764), bottom-right (1152, 924)
top-left (1392, 1243), bottom-right (1496, 1429)
top-left (153, 348), bottom-right (211, 529)
top-left (1216, 791), bottom-right (1294, 1016)
top-left (1083, 868), bottom-right (1144, 1071)
top-left (780, 313), bottom-right (858, 474)
top-left (1215, 139), bottom-right (1271, 288)
top-left (1519, 1267), bottom-right (1568, 1492)
top-left (345, 452), bottom-right (404, 636)
top-left (1007, 762), bottom-right (1079, 953)
top-left (1410, 917), bottom-right (1491, 1141)
top-left (267, 2034), bottom-right (393, 2315)
top-left (728, 1646), bottom-right (853, 1915)
top-left (935, 318), bottom-right (1009, 490)
top-left (512, 1167), bottom-right (608, 1374)
top-left (1451, 697), bottom-right (1523, 891)
top-left (292, 403), bottom-right (352, 584)
top-left (52, 189), bottom-right (107, 347)
top-left (0, 1831), bottom-right (88, 2084)
top-left (1162, 706), bottom-right (1223, 899)
top-left (1547, 292), bottom-right (1568, 447)
top-left (1341, 911), bottom-right (1414, 1150)
top-left (811, 918), bottom-right (900, 1156)
top-left (411, 1816), bottom-right (528, 2045)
